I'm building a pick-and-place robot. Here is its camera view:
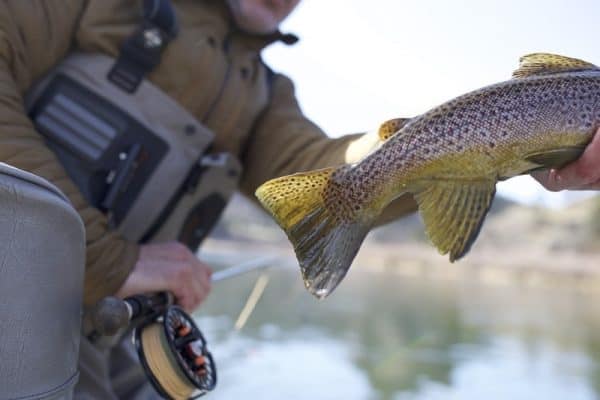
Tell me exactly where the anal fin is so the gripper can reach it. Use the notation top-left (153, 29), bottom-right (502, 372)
top-left (524, 146), bottom-right (586, 169)
top-left (413, 179), bottom-right (496, 262)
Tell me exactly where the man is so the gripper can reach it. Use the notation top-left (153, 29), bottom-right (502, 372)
top-left (0, 0), bottom-right (416, 398)
top-left (1, 0), bottom-right (598, 398)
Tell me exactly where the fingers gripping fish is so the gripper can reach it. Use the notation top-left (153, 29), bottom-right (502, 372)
top-left (256, 53), bottom-right (599, 299)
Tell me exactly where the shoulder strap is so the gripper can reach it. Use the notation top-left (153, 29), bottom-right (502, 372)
top-left (108, 0), bottom-right (179, 93)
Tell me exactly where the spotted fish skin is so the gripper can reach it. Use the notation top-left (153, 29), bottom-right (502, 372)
top-left (256, 54), bottom-right (599, 299)
top-left (335, 71), bottom-right (600, 215)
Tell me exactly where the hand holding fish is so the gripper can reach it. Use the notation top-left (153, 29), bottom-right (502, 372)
top-left (256, 53), bottom-right (600, 298)
top-left (532, 128), bottom-right (600, 191)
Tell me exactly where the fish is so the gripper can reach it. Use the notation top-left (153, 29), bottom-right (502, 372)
top-left (255, 53), bottom-right (599, 299)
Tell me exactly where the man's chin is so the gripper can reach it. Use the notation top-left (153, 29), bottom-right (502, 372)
top-left (226, 0), bottom-right (288, 35)
top-left (237, 15), bottom-right (280, 34)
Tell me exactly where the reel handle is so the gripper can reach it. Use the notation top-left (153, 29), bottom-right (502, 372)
top-left (90, 292), bottom-right (175, 336)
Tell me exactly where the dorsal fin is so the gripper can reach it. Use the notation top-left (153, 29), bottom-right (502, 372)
top-left (377, 117), bottom-right (411, 141)
top-left (513, 53), bottom-right (599, 78)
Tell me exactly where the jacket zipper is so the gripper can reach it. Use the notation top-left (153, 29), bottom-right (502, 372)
top-left (202, 32), bottom-right (233, 123)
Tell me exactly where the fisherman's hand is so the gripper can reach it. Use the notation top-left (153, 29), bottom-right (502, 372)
top-left (116, 242), bottom-right (212, 312)
top-left (532, 128), bottom-right (600, 191)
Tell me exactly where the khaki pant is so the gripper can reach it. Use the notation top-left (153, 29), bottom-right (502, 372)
top-left (74, 332), bottom-right (162, 400)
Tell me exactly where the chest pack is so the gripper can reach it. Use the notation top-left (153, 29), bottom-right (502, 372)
top-left (25, 0), bottom-right (241, 249)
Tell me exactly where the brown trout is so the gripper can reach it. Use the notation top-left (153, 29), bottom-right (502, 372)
top-left (256, 53), bottom-right (599, 298)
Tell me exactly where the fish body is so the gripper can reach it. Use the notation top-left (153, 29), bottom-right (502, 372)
top-left (256, 54), bottom-right (600, 298)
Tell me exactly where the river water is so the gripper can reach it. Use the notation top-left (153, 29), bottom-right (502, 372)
top-left (195, 263), bottom-right (600, 400)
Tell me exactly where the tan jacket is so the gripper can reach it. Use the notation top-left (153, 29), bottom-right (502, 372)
top-left (0, 0), bottom-right (416, 305)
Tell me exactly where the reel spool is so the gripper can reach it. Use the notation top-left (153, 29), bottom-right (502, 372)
top-left (135, 306), bottom-right (217, 399)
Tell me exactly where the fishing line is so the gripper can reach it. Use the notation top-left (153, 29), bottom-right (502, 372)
top-left (135, 306), bottom-right (216, 399)
top-left (141, 324), bottom-right (193, 398)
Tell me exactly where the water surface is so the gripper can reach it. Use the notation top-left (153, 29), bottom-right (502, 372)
top-left (195, 263), bottom-right (600, 400)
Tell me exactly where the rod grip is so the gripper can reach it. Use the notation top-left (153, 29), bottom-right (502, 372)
top-left (90, 292), bottom-right (174, 337)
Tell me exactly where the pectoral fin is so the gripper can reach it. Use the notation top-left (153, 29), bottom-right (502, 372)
top-left (524, 146), bottom-right (586, 169)
top-left (513, 53), bottom-right (599, 78)
top-left (413, 179), bottom-right (496, 262)
top-left (378, 118), bottom-right (411, 141)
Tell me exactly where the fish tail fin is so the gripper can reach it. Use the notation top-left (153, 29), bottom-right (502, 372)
top-left (255, 167), bottom-right (371, 299)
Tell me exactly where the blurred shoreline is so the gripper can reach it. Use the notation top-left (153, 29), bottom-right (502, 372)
top-left (201, 237), bottom-right (600, 295)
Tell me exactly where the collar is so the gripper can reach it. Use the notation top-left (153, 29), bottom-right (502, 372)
top-left (241, 29), bottom-right (299, 50)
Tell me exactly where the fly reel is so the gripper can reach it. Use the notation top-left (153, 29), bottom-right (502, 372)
top-left (135, 306), bottom-right (217, 399)
top-left (90, 260), bottom-right (277, 399)
top-left (90, 293), bottom-right (217, 399)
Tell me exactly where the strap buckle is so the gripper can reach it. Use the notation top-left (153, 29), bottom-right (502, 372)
top-left (108, 0), bottom-right (179, 93)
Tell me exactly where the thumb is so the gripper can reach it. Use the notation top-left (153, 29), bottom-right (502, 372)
top-left (555, 131), bottom-right (600, 187)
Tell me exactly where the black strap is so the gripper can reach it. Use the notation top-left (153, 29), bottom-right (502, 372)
top-left (108, 0), bottom-right (179, 93)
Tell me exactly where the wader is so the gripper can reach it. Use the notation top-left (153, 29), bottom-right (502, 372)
top-left (23, 0), bottom-right (240, 398)
top-left (0, 163), bottom-right (85, 400)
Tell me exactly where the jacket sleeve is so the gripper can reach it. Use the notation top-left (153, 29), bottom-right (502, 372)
top-left (240, 73), bottom-right (417, 223)
top-left (0, 1), bottom-right (138, 306)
